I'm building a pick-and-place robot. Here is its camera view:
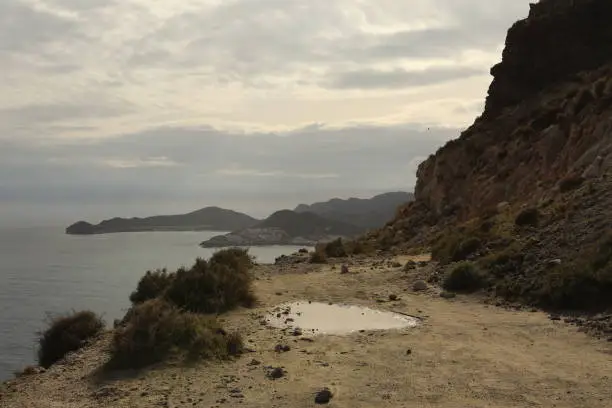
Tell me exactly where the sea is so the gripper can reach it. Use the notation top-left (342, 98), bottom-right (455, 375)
top-left (0, 227), bottom-right (306, 381)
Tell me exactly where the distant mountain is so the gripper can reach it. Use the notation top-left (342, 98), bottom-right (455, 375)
top-left (294, 192), bottom-right (414, 229)
top-left (199, 210), bottom-right (362, 247)
top-left (66, 207), bottom-right (259, 235)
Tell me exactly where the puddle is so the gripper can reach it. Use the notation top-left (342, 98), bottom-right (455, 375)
top-left (265, 301), bottom-right (420, 335)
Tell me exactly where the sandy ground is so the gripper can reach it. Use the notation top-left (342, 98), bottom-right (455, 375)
top-left (1, 256), bottom-right (611, 408)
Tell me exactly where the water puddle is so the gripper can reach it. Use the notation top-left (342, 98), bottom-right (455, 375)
top-left (265, 301), bottom-right (420, 335)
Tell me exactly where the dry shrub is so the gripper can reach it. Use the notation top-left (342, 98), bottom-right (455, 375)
top-left (38, 311), bottom-right (105, 368)
top-left (108, 299), bottom-right (242, 369)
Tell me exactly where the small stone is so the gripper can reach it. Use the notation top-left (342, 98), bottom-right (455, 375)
top-left (266, 367), bottom-right (285, 380)
top-left (388, 294), bottom-right (398, 301)
top-left (247, 359), bottom-right (261, 366)
top-left (413, 280), bottom-right (428, 291)
top-left (314, 388), bottom-right (333, 404)
top-left (440, 291), bottom-right (456, 299)
top-left (406, 349), bottom-right (412, 355)
top-left (341, 264), bottom-right (349, 274)
top-left (292, 328), bottom-right (303, 336)
top-left (274, 344), bottom-right (291, 353)
top-left (549, 314), bottom-right (562, 321)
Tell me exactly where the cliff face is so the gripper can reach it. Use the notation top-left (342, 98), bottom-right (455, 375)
top-left (399, 0), bottom-right (612, 225)
top-left (371, 0), bottom-right (612, 316)
top-left (484, 0), bottom-right (612, 118)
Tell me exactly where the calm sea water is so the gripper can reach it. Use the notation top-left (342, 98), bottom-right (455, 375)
top-left (0, 227), bottom-right (306, 381)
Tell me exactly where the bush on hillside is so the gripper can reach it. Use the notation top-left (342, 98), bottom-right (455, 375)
top-left (559, 175), bottom-right (585, 193)
top-left (535, 235), bottom-right (612, 310)
top-left (514, 208), bottom-right (539, 227)
top-left (442, 262), bottom-right (488, 293)
top-left (129, 268), bottom-right (175, 304)
top-left (432, 232), bottom-right (482, 265)
top-left (323, 238), bottom-right (347, 258)
top-left (209, 247), bottom-right (254, 270)
top-left (309, 249), bottom-right (327, 264)
top-left (164, 250), bottom-right (256, 314)
top-left (108, 299), bottom-right (242, 369)
top-left (38, 311), bottom-right (105, 368)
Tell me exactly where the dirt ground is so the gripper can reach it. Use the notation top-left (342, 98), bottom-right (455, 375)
top-left (1, 256), bottom-right (611, 408)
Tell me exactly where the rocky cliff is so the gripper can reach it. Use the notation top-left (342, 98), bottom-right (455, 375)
top-left (368, 0), bottom-right (612, 318)
top-left (388, 0), bottom-right (612, 227)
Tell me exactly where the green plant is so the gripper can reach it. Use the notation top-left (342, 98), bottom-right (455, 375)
top-left (37, 311), bottom-right (105, 368)
top-left (129, 268), bottom-right (175, 304)
top-left (323, 238), bottom-right (347, 257)
top-left (432, 232), bottom-right (482, 265)
top-left (535, 235), bottom-right (612, 310)
top-left (514, 208), bottom-right (539, 227)
top-left (165, 252), bottom-right (256, 314)
top-left (559, 176), bottom-right (585, 193)
top-left (209, 247), bottom-right (254, 270)
top-left (443, 262), bottom-right (487, 293)
top-left (309, 249), bottom-right (327, 264)
top-left (108, 299), bottom-right (242, 369)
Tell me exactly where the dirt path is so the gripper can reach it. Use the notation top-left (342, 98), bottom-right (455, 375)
top-left (2, 257), bottom-right (611, 408)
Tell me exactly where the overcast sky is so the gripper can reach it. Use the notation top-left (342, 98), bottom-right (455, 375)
top-left (0, 0), bottom-right (531, 227)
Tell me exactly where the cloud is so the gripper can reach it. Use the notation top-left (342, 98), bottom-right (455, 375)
top-left (0, 0), bottom-right (77, 52)
top-left (0, 0), bottom-right (535, 226)
top-left (327, 66), bottom-right (487, 90)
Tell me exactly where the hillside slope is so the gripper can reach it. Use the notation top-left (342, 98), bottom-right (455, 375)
top-left (295, 192), bottom-right (413, 229)
top-left (200, 210), bottom-right (362, 247)
top-left (364, 0), bottom-right (612, 319)
top-left (66, 207), bottom-right (259, 234)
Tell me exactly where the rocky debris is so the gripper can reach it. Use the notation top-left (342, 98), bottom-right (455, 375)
top-left (440, 291), bottom-right (457, 299)
top-left (247, 359), bottom-right (261, 366)
top-left (15, 366), bottom-right (46, 377)
top-left (292, 328), bottom-right (303, 336)
top-left (413, 280), bottom-right (428, 291)
top-left (388, 294), bottom-right (398, 301)
top-left (314, 388), bottom-right (333, 404)
top-left (274, 344), bottom-right (291, 353)
top-left (93, 386), bottom-right (128, 401)
top-left (340, 264), bottom-right (350, 274)
top-left (275, 253), bottom-right (309, 266)
top-left (403, 261), bottom-right (417, 271)
top-left (266, 367), bottom-right (286, 380)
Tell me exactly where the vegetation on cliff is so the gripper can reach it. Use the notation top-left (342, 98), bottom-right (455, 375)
top-left (37, 311), bottom-right (105, 368)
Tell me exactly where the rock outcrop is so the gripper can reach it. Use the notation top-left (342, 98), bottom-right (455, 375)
top-left (388, 0), bottom-right (612, 226)
top-left (366, 0), bottom-right (612, 317)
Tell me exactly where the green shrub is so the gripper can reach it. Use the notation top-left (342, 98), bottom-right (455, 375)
top-left (536, 235), bottom-right (612, 310)
top-left (323, 238), bottom-right (347, 258)
top-left (129, 268), bottom-right (175, 304)
top-left (38, 311), bottom-right (105, 368)
top-left (108, 299), bottom-right (242, 369)
top-left (443, 262), bottom-right (487, 293)
top-left (165, 251), bottom-right (256, 314)
top-left (536, 263), bottom-right (612, 310)
top-left (309, 249), bottom-right (327, 264)
top-left (432, 233), bottom-right (482, 265)
top-left (514, 208), bottom-right (539, 227)
top-left (559, 176), bottom-right (585, 193)
top-left (209, 247), bottom-right (254, 270)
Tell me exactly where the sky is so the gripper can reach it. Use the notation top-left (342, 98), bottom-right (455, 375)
top-left (0, 0), bottom-right (532, 227)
